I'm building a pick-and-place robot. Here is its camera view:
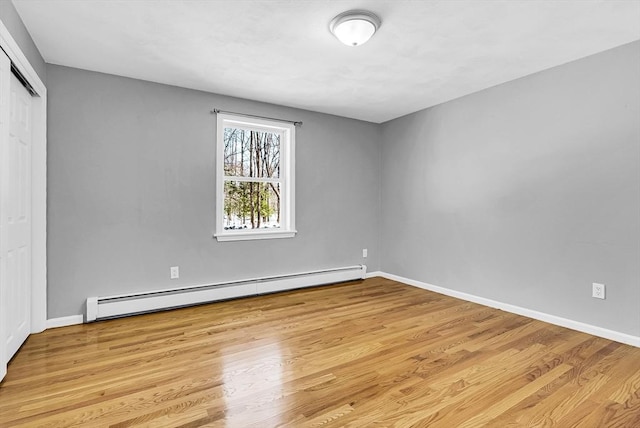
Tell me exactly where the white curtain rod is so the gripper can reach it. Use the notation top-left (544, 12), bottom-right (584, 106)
top-left (210, 108), bottom-right (303, 127)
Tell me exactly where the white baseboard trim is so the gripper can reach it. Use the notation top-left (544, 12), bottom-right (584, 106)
top-left (46, 315), bottom-right (84, 329)
top-left (370, 271), bottom-right (640, 348)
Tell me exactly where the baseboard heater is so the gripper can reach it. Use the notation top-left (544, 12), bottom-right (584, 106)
top-left (86, 264), bottom-right (366, 322)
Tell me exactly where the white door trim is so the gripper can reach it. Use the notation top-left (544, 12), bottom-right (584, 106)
top-left (0, 18), bottom-right (47, 335)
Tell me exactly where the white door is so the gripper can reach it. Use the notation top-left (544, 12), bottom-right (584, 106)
top-left (0, 52), bottom-right (32, 369)
top-left (0, 49), bottom-right (9, 381)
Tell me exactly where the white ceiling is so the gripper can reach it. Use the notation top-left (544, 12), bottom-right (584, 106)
top-left (12, 0), bottom-right (640, 123)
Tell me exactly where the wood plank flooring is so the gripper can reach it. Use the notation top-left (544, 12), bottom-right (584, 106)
top-left (1, 278), bottom-right (639, 427)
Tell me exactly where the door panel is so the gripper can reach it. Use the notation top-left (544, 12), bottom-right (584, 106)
top-left (0, 49), bottom-right (9, 382)
top-left (2, 72), bottom-right (32, 363)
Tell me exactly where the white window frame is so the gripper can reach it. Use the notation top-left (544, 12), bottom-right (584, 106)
top-left (215, 113), bottom-right (296, 242)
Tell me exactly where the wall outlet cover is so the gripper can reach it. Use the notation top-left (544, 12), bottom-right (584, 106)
top-left (592, 283), bottom-right (605, 299)
top-left (170, 266), bottom-right (180, 279)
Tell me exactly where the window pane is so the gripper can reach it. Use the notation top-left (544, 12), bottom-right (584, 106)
top-left (223, 127), bottom-right (280, 178)
top-left (223, 180), bottom-right (282, 230)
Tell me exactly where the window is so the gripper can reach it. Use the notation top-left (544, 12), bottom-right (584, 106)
top-left (215, 113), bottom-right (296, 241)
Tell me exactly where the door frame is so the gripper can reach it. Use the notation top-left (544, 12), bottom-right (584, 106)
top-left (0, 19), bottom-right (47, 339)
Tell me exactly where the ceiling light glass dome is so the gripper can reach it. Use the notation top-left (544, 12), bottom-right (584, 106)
top-left (329, 10), bottom-right (381, 47)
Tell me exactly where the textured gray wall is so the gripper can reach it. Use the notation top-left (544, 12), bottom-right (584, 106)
top-left (47, 65), bottom-right (380, 318)
top-left (380, 41), bottom-right (640, 336)
top-left (0, 1), bottom-right (45, 83)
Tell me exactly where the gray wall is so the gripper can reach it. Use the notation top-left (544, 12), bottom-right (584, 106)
top-left (380, 41), bottom-right (640, 337)
top-left (47, 65), bottom-right (380, 318)
top-left (0, 1), bottom-right (45, 83)
top-left (46, 41), bottom-right (639, 338)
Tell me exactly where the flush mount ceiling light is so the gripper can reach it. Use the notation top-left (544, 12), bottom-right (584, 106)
top-left (329, 10), bottom-right (381, 47)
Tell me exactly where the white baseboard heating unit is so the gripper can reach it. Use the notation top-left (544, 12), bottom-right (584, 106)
top-left (86, 264), bottom-right (366, 322)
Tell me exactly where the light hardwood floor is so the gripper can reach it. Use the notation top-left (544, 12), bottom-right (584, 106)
top-left (1, 278), bottom-right (639, 427)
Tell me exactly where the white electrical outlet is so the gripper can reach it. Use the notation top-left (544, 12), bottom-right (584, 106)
top-left (592, 283), bottom-right (605, 299)
top-left (362, 248), bottom-right (368, 258)
top-left (170, 266), bottom-right (179, 279)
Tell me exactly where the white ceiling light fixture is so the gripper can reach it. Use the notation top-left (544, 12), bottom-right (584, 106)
top-left (329, 10), bottom-right (381, 47)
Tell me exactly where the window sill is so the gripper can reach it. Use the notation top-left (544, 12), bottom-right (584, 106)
top-left (214, 229), bottom-right (297, 242)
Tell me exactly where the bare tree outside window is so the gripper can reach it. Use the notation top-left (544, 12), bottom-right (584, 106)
top-left (223, 127), bottom-right (282, 230)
